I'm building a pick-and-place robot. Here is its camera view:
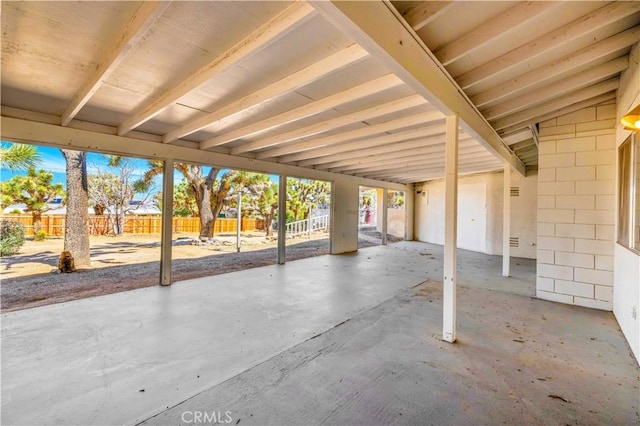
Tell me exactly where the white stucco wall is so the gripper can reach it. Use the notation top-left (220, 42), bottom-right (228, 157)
top-left (614, 42), bottom-right (640, 363)
top-left (414, 171), bottom-right (537, 259)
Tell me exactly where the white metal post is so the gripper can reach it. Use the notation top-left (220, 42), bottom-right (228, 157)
top-left (160, 159), bottom-right (174, 286)
top-left (237, 191), bottom-right (242, 253)
top-left (277, 175), bottom-right (287, 264)
top-left (382, 188), bottom-right (388, 245)
top-left (308, 200), bottom-right (312, 238)
top-left (443, 115), bottom-right (458, 343)
top-left (503, 163), bottom-right (511, 277)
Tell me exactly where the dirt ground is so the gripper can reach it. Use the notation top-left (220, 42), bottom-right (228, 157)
top-left (1, 230), bottom-right (390, 312)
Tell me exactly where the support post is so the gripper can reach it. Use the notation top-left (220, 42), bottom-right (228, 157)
top-left (503, 163), bottom-right (511, 277)
top-left (237, 191), bottom-right (242, 253)
top-left (443, 115), bottom-right (458, 343)
top-left (160, 159), bottom-right (174, 286)
top-left (308, 200), bottom-right (312, 238)
top-left (382, 188), bottom-right (388, 245)
top-left (277, 175), bottom-right (287, 264)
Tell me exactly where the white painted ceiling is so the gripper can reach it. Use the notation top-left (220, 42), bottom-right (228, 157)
top-left (1, 1), bottom-right (638, 183)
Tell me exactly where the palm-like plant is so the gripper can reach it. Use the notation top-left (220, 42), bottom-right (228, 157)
top-left (0, 143), bottom-right (41, 171)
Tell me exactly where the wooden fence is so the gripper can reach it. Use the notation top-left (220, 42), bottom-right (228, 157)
top-left (0, 214), bottom-right (264, 236)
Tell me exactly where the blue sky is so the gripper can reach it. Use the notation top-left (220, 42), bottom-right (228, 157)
top-left (0, 142), bottom-right (278, 191)
top-left (0, 143), bottom-right (154, 186)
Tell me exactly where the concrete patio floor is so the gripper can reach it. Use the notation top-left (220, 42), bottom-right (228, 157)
top-left (2, 242), bottom-right (638, 425)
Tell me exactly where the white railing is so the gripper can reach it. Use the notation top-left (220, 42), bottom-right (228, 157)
top-left (286, 214), bottom-right (329, 237)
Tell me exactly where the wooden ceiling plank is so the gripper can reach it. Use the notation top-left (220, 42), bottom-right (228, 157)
top-left (294, 129), bottom-right (462, 167)
top-left (256, 110), bottom-right (442, 159)
top-left (473, 25), bottom-right (640, 107)
top-left (283, 124), bottom-right (448, 164)
top-left (117, 1), bottom-right (316, 136)
top-left (163, 43), bottom-right (368, 143)
top-left (229, 94), bottom-right (427, 154)
top-left (363, 159), bottom-right (503, 178)
top-left (310, 0), bottom-right (525, 175)
top-left (349, 155), bottom-right (499, 175)
top-left (492, 79), bottom-right (619, 131)
top-left (497, 92), bottom-right (617, 135)
top-left (199, 73), bottom-right (402, 149)
top-left (456, 2), bottom-right (640, 89)
top-left (434, 1), bottom-right (559, 66)
top-left (482, 56), bottom-right (629, 120)
top-left (403, 1), bottom-right (454, 31)
top-left (61, 1), bottom-right (171, 126)
top-left (325, 143), bottom-right (484, 172)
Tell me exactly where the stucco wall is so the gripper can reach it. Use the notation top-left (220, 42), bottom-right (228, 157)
top-left (614, 41), bottom-right (640, 363)
top-left (414, 171), bottom-right (537, 259)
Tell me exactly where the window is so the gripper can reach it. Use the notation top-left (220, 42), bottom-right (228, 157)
top-left (618, 134), bottom-right (640, 252)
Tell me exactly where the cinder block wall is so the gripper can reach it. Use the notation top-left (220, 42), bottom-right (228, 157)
top-left (536, 103), bottom-right (616, 310)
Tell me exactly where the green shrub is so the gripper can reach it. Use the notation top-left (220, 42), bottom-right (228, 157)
top-left (0, 221), bottom-right (25, 256)
top-left (34, 230), bottom-right (47, 241)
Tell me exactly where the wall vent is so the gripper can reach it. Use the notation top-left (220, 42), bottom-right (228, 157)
top-left (510, 187), bottom-right (520, 197)
top-left (509, 237), bottom-right (519, 248)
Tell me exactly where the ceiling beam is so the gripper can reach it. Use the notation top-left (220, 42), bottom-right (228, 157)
top-left (324, 142), bottom-right (482, 172)
top-left (61, 1), bottom-right (171, 126)
top-left (230, 94), bottom-right (427, 154)
top-left (434, 1), bottom-right (558, 66)
top-left (472, 26), bottom-right (639, 107)
top-left (354, 156), bottom-right (500, 177)
top-left (482, 57), bottom-right (629, 120)
top-left (497, 92), bottom-right (617, 136)
top-left (1, 116), bottom-right (411, 191)
top-left (199, 73), bottom-right (402, 149)
top-left (402, 1), bottom-right (453, 31)
top-left (455, 1), bottom-right (640, 89)
top-left (492, 79), bottom-right (619, 131)
top-left (164, 43), bottom-right (368, 143)
top-left (367, 160), bottom-right (502, 180)
top-left (117, 1), bottom-right (316, 136)
top-left (388, 164), bottom-right (504, 184)
top-left (309, 0), bottom-right (525, 176)
top-left (256, 111), bottom-right (442, 159)
top-left (294, 127), bottom-right (462, 166)
top-left (282, 124), bottom-right (448, 164)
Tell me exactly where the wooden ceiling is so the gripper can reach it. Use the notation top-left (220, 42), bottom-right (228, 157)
top-left (1, 1), bottom-right (638, 183)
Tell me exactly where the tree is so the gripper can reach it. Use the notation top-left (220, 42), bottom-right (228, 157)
top-left (0, 167), bottom-right (64, 234)
top-left (253, 181), bottom-right (278, 236)
top-left (88, 156), bottom-right (151, 235)
top-left (0, 143), bottom-right (40, 171)
top-left (61, 149), bottom-right (90, 267)
top-left (287, 178), bottom-right (330, 221)
top-left (140, 162), bottom-right (248, 240)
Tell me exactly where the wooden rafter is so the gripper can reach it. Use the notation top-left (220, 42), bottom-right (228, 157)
top-left (61, 1), bottom-right (171, 126)
top-left (492, 79), bottom-right (619, 131)
top-left (472, 26), bottom-right (639, 107)
top-left (164, 43), bottom-right (368, 143)
top-left (402, 1), bottom-right (453, 31)
top-left (482, 57), bottom-right (628, 120)
top-left (230, 94), bottom-right (427, 154)
top-left (434, 1), bottom-right (558, 66)
top-left (118, 1), bottom-right (316, 136)
top-left (455, 1), bottom-right (640, 88)
top-left (255, 111), bottom-right (443, 159)
top-left (199, 73), bottom-right (403, 149)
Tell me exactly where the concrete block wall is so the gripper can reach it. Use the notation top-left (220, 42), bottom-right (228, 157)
top-left (536, 103), bottom-right (616, 310)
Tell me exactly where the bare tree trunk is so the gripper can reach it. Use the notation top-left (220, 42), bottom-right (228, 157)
top-left (32, 211), bottom-right (42, 235)
top-left (61, 149), bottom-right (90, 267)
top-left (198, 182), bottom-right (215, 240)
top-left (264, 214), bottom-right (273, 237)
